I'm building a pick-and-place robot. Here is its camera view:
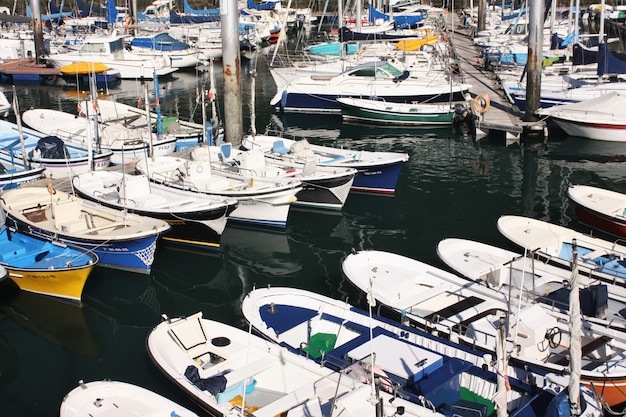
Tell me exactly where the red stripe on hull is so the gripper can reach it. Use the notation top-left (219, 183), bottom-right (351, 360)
top-left (574, 204), bottom-right (626, 238)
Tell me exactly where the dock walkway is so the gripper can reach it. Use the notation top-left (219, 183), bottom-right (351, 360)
top-left (445, 13), bottom-right (545, 141)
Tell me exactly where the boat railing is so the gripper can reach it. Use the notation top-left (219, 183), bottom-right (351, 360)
top-left (151, 171), bottom-right (200, 193)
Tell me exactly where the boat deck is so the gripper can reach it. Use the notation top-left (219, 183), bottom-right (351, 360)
top-left (446, 13), bottom-right (546, 143)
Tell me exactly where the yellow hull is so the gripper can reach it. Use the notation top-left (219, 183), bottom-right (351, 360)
top-left (60, 62), bottom-right (110, 75)
top-left (6, 265), bottom-right (95, 302)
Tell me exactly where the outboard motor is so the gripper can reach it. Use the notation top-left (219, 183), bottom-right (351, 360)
top-left (35, 136), bottom-right (66, 159)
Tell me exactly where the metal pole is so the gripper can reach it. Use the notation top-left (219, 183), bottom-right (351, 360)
top-left (524, 0), bottom-right (543, 122)
top-left (221, 0), bottom-right (243, 146)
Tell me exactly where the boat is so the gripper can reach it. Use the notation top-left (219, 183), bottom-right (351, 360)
top-left (0, 119), bottom-right (113, 178)
top-left (190, 144), bottom-right (357, 210)
top-left (0, 159), bottom-right (45, 191)
top-left (536, 92), bottom-right (626, 142)
top-left (46, 33), bottom-right (177, 79)
top-left (72, 170), bottom-right (238, 250)
top-left (60, 380), bottom-right (200, 417)
top-left (241, 135), bottom-right (409, 195)
top-left (126, 32), bottom-right (205, 69)
top-left (147, 311), bottom-right (451, 417)
top-left (341, 249), bottom-right (626, 407)
top-left (0, 186), bottom-right (170, 274)
top-left (0, 213), bottom-right (97, 302)
top-left (78, 99), bottom-right (207, 152)
top-left (568, 184), bottom-right (626, 239)
top-left (270, 60), bottom-right (472, 114)
top-left (497, 215), bottom-right (626, 284)
top-left (435, 237), bottom-right (626, 328)
top-left (21, 108), bottom-right (176, 165)
top-left (241, 286), bottom-right (540, 416)
top-left (134, 155), bottom-right (301, 228)
top-left (59, 62), bottom-right (121, 87)
top-left (337, 97), bottom-right (456, 126)
top-left (0, 90), bottom-right (10, 117)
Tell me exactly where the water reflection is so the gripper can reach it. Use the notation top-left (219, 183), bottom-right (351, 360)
top-left (83, 268), bottom-right (161, 328)
top-left (0, 284), bottom-right (104, 358)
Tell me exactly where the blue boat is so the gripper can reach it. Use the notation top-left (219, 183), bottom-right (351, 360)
top-left (0, 187), bottom-right (170, 274)
top-left (0, 212), bottom-right (97, 301)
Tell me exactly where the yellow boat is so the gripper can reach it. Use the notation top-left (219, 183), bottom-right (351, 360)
top-left (59, 62), bottom-right (110, 75)
top-left (1, 228), bottom-right (98, 302)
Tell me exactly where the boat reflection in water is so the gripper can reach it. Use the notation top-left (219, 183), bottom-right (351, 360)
top-left (83, 267), bottom-right (161, 328)
top-left (0, 284), bottom-right (104, 358)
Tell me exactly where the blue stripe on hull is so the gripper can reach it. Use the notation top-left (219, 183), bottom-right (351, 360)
top-left (352, 162), bottom-right (405, 194)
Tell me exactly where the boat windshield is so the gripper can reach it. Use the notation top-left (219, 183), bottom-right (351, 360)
top-left (348, 62), bottom-right (404, 78)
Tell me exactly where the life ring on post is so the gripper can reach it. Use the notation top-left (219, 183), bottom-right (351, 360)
top-left (473, 94), bottom-right (490, 114)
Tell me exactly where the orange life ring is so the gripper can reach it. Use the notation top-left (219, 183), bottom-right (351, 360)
top-left (473, 94), bottom-right (490, 114)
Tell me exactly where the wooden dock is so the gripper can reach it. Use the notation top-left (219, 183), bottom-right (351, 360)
top-left (446, 13), bottom-right (546, 144)
top-left (0, 58), bottom-right (61, 85)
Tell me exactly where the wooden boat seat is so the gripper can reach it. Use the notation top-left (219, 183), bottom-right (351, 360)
top-left (53, 200), bottom-right (86, 233)
top-left (555, 335), bottom-right (612, 366)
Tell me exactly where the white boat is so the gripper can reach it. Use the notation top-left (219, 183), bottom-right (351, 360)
top-left (135, 155), bottom-right (301, 228)
top-left (22, 108), bottom-right (176, 165)
top-left (341, 249), bottom-right (626, 408)
top-left (191, 144), bottom-right (356, 210)
top-left (241, 135), bottom-right (409, 195)
top-left (242, 286), bottom-right (603, 417)
top-left (147, 311), bottom-right (449, 417)
top-left (537, 92), bottom-right (626, 142)
top-left (73, 170), bottom-right (238, 250)
top-left (436, 237), bottom-right (626, 328)
top-left (0, 119), bottom-right (112, 178)
top-left (79, 99), bottom-right (206, 151)
top-left (0, 186), bottom-right (170, 274)
top-left (270, 60), bottom-right (472, 114)
top-left (126, 32), bottom-right (205, 69)
top-left (60, 379), bottom-right (200, 417)
top-left (497, 215), bottom-right (626, 284)
top-left (46, 33), bottom-right (177, 79)
top-left (568, 184), bottom-right (626, 239)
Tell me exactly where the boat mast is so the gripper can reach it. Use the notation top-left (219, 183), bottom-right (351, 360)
top-left (11, 86), bottom-right (29, 170)
top-left (568, 239), bottom-right (581, 415)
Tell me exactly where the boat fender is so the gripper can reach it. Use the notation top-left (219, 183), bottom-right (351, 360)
top-left (473, 94), bottom-right (490, 114)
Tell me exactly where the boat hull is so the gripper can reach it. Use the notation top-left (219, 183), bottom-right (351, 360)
top-left (5, 216), bottom-right (159, 274)
top-left (552, 117), bottom-right (626, 142)
top-left (339, 98), bottom-right (455, 126)
top-left (0, 228), bottom-right (97, 301)
top-left (568, 185), bottom-right (626, 238)
top-left (0, 168), bottom-right (45, 190)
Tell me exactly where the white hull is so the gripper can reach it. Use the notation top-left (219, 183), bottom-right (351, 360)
top-left (60, 380), bottom-right (200, 417)
top-left (135, 155), bottom-right (301, 228)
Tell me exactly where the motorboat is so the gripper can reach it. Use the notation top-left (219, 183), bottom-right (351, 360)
top-left (73, 170), bottom-right (238, 250)
top-left (0, 186), bottom-right (170, 274)
top-left (22, 108), bottom-right (176, 165)
top-left (0, 214), bottom-right (97, 302)
top-left (60, 379), bottom-right (200, 417)
top-left (342, 249), bottom-right (626, 407)
top-left (497, 215), bottom-right (626, 284)
top-left (270, 60), bottom-right (471, 113)
top-left (241, 135), bottom-right (409, 195)
top-left (46, 33), bottom-right (177, 79)
top-left (147, 311), bottom-right (450, 417)
top-left (191, 144), bottom-right (357, 211)
top-left (568, 184), bottom-right (626, 239)
top-left (0, 119), bottom-right (112, 178)
top-left (135, 155), bottom-right (301, 228)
